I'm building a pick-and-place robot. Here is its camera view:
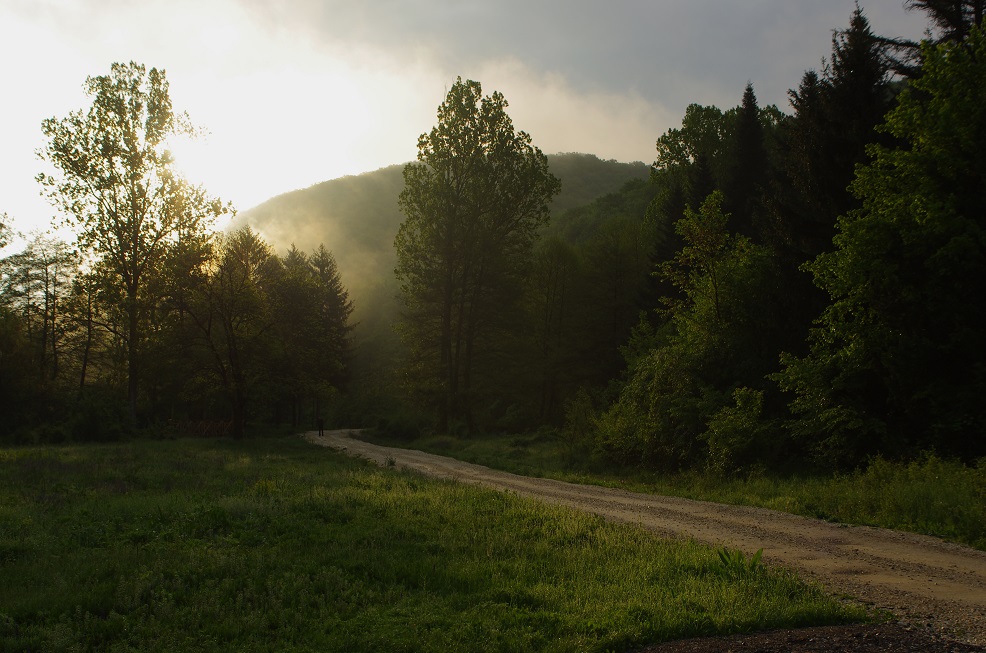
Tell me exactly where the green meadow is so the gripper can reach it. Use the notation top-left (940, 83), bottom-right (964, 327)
top-left (0, 436), bottom-right (864, 652)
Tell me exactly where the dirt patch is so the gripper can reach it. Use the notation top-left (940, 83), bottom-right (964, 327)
top-left (306, 430), bottom-right (986, 651)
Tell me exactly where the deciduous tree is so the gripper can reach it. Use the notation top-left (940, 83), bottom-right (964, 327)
top-left (395, 78), bottom-right (560, 432)
top-left (37, 62), bottom-right (229, 425)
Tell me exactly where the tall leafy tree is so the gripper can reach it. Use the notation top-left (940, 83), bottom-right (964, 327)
top-left (37, 62), bottom-right (229, 425)
top-left (777, 27), bottom-right (986, 464)
top-left (395, 78), bottom-right (560, 432)
top-left (650, 104), bottom-right (729, 224)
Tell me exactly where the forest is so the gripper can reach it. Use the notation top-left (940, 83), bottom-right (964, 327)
top-left (1, 1), bottom-right (984, 476)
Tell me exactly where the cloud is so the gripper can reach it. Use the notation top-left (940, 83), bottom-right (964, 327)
top-left (459, 59), bottom-right (672, 165)
top-left (0, 0), bottom-right (935, 237)
top-left (235, 0), bottom-right (930, 110)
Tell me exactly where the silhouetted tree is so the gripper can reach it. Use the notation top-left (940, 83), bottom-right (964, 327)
top-left (38, 62), bottom-right (229, 425)
top-left (395, 78), bottom-right (560, 432)
top-left (723, 83), bottom-right (769, 240)
top-left (777, 27), bottom-right (986, 465)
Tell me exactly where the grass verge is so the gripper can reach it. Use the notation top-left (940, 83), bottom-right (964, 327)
top-left (364, 431), bottom-right (986, 552)
top-left (0, 436), bottom-right (864, 652)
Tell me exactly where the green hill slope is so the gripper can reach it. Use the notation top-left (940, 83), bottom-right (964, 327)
top-left (230, 153), bottom-right (650, 314)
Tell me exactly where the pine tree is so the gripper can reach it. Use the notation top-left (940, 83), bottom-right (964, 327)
top-left (723, 83), bottom-right (769, 241)
top-left (777, 27), bottom-right (986, 464)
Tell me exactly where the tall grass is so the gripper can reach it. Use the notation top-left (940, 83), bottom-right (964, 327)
top-left (369, 432), bottom-right (986, 551)
top-left (0, 437), bottom-right (863, 652)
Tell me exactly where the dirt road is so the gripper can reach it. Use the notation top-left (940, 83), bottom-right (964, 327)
top-left (305, 430), bottom-right (986, 644)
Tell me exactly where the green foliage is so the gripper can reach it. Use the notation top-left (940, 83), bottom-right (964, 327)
top-left (543, 153), bottom-right (651, 214)
top-left (229, 164), bottom-right (407, 325)
top-left (770, 9), bottom-right (895, 264)
top-left (374, 411), bottom-right (426, 442)
top-left (37, 62), bottom-right (231, 425)
top-left (653, 104), bottom-right (730, 184)
top-left (169, 228), bottom-right (354, 438)
top-left (547, 177), bottom-right (659, 244)
top-left (0, 437), bottom-right (862, 651)
top-left (395, 78), bottom-right (560, 432)
top-left (233, 155), bottom-right (647, 334)
top-left (704, 388), bottom-right (776, 476)
top-left (226, 154), bottom-right (650, 430)
top-left (777, 26), bottom-right (986, 463)
top-left (716, 547), bottom-right (764, 578)
top-left (595, 343), bottom-right (716, 469)
top-left (722, 83), bottom-right (770, 240)
top-left (597, 192), bottom-right (782, 472)
top-left (562, 387), bottom-right (597, 456)
top-left (797, 454), bottom-right (986, 547)
top-left (68, 387), bottom-right (131, 442)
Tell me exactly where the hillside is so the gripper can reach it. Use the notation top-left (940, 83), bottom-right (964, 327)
top-left (229, 153), bottom-right (650, 315)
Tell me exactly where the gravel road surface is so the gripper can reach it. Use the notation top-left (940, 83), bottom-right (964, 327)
top-left (305, 430), bottom-right (986, 645)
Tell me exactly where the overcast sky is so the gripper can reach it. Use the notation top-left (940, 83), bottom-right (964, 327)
top-left (1, 0), bottom-right (930, 239)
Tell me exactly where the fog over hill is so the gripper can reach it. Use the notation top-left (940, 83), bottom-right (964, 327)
top-left (230, 153), bottom-right (650, 317)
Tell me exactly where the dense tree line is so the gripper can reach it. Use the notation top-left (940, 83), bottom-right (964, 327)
top-left (392, 4), bottom-right (986, 473)
top-left (4, 2), bottom-right (983, 474)
top-left (0, 64), bottom-right (353, 443)
top-left (591, 5), bottom-right (986, 472)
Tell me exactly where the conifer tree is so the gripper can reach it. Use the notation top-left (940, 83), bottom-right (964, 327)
top-left (777, 27), bottom-right (986, 464)
top-left (723, 83), bottom-right (769, 241)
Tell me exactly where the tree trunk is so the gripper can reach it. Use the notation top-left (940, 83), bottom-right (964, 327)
top-left (440, 268), bottom-right (454, 433)
top-left (78, 291), bottom-right (94, 393)
top-left (231, 384), bottom-right (246, 440)
top-left (127, 283), bottom-right (139, 428)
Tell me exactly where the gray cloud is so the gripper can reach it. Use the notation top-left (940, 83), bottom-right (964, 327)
top-left (0, 0), bottom-right (936, 234)
top-left (241, 0), bottom-right (929, 112)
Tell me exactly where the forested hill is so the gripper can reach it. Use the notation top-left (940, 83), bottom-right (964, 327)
top-left (229, 153), bottom-right (649, 309)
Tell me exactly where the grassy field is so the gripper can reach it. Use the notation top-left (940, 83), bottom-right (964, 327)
top-left (0, 436), bottom-right (864, 652)
top-left (367, 431), bottom-right (986, 551)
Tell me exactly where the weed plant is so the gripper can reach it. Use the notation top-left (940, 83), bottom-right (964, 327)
top-left (366, 432), bottom-right (986, 551)
top-left (0, 437), bottom-right (863, 652)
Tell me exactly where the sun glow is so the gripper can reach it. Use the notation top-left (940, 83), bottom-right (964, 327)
top-left (4, 0), bottom-right (689, 236)
top-left (164, 54), bottom-right (434, 214)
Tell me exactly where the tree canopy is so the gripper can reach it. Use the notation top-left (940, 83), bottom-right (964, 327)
top-left (37, 62), bottom-right (229, 424)
top-left (777, 25), bottom-right (986, 464)
top-left (395, 78), bottom-right (560, 432)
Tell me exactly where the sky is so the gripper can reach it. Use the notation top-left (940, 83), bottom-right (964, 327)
top-left (1, 0), bottom-right (931, 242)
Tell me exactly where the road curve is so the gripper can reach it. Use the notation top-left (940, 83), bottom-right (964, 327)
top-left (305, 430), bottom-right (986, 643)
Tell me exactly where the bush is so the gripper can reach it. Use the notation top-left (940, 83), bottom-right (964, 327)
top-left (70, 389), bottom-right (130, 442)
top-left (374, 413), bottom-right (423, 441)
top-left (703, 387), bottom-right (777, 475)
